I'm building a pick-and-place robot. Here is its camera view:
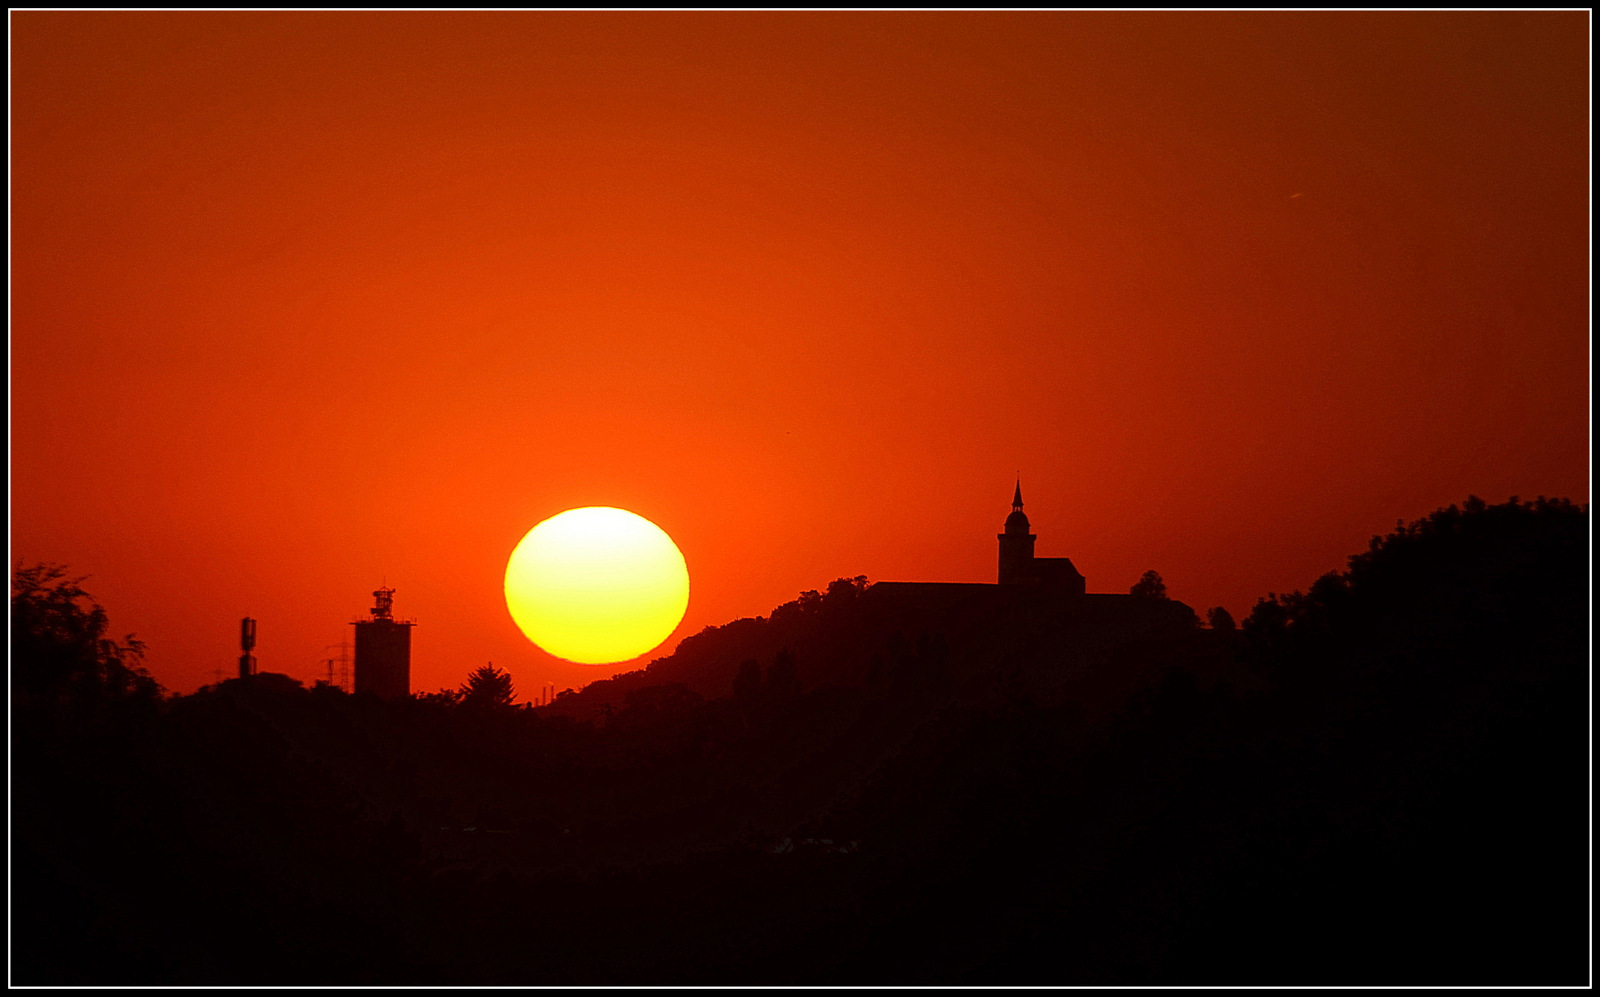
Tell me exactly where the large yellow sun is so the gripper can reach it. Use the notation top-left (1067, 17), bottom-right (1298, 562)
top-left (504, 507), bottom-right (690, 665)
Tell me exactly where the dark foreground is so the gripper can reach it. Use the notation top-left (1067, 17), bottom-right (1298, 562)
top-left (11, 497), bottom-right (1589, 985)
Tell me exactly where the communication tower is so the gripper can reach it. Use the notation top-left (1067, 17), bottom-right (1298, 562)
top-left (238, 617), bottom-right (258, 680)
top-left (352, 587), bottom-right (414, 699)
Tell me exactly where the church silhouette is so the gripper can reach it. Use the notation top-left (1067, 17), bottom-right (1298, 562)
top-left (998, 480), bottom-right (1087, 591)
top-left (865, 482), bottom-right (1196, 633)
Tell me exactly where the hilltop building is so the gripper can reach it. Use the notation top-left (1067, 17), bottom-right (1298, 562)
top-left (866, 483), bottom-right (1194, 632)
top-left (353, 587), bottom-right (414, 699)
top-left (543, 482), bottom-right (1197, 714)
top-left (998, 481), bottom-right (1087, 591)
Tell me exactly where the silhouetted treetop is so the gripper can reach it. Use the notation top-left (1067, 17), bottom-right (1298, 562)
top-left (732, 659), bottom-right (762, 707)
top-left (1130, 570), bottom-right (1167, 599)
top-left (12, 562), bottom-right (160, 708)
top-left (460, 663), bottom-right (515, 709)
top-left (767, 648), bottom-right (800, 702)
top-left (770, 574), bottom-right (869, 625)
top-left (1242, 495), bottom-right (1587, 651)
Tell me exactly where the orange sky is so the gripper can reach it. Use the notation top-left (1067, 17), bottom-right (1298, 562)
top-left (12, 12), bottom-right (1590, 697)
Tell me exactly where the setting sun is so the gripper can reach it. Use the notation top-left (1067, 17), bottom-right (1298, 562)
top-left (504, 507), bottom-right (690, 664)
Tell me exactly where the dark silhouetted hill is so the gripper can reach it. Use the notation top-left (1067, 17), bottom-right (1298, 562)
top-left (544, 573), bottom-right (1200, 721)
top-left (11, 496), bottom-right (1587, 984)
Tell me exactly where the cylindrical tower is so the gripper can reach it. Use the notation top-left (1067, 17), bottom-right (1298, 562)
top-left (353, 587), bottom-right (414, 699)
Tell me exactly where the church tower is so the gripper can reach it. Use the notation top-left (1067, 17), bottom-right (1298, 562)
top-left (998, 480), bottom-right (1036, 585)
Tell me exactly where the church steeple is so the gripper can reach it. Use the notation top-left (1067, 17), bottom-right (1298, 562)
top-left (1003, 480), bottom-right (1031, 535)
top-left (999, 479), bottom-right (1036, 583)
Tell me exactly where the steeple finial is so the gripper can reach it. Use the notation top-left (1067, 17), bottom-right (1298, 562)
top-left (1012, 478), bottom-right (1024, 511)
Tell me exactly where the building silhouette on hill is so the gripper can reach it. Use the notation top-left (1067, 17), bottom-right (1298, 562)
top-left (544, 481), bottom-right (1199, 713)
top-left (866, 483), bottom-right (1195, 632)
top-left (998, 480), bottom-right (1087, 591)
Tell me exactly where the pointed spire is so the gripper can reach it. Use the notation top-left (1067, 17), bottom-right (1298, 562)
top-left (1012, 478), bottom-right (1024, 511)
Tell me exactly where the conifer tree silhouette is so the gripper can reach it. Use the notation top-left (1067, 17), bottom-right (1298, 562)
top-left (460, 662), bottom-right (515, 708)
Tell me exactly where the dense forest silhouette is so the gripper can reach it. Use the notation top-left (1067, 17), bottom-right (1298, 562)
top-left (11, 496), bottom-right (1588, 984)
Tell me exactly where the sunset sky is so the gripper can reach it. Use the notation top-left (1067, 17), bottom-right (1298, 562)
top-left (12, 12), bottom-right (1589, 697)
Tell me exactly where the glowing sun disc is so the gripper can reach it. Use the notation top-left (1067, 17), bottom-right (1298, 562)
top-left (504, 507), bottom-right (690, 664)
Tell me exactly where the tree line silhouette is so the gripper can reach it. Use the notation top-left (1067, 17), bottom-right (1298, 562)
top-left (10, 496), bottom-right (1588, 984)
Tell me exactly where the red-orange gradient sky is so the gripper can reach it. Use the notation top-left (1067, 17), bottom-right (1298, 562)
top-left (12, 12), bottom-right (1590, 697)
